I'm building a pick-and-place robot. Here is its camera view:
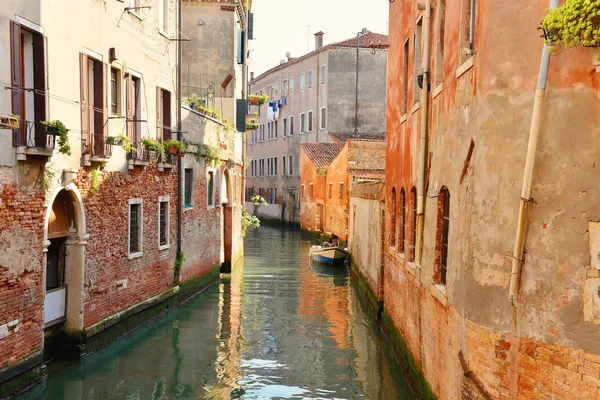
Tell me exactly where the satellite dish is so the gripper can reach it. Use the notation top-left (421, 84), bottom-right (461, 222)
top-left (280, 59), bottom-right (286, 65)
top-left (285, 52), bottom-right (291, 58)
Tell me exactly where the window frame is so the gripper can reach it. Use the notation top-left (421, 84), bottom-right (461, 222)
top-left (110, 67), bottom-right (122, 115)
top-left (158, 195), bottom-right (170, 250)
top-left (320, 107), bottom-right (327, 130)
top-left (184, 168), bottom-right (194, 209)
top-left (207, 169), bottom-right (215, 208)
top-left (288, 155), bottom-right (293, 175)
top-left (159, 0), bottom-right (169, 36)
top-left (283, 117), bottom-right (288, 137)
top-left (307, 110), bottom-right (313, 132)
top-left (320, 65), bottom-right (326, 85)
top-left (300, 113), bottom-right (306, 133)
top-left (435, 187), bottom-right (450, 285)
top-left (289, 115), bottom-right (294, 135)
top-left (307, 70), bottom-right (313, 89)
top-left (128, 198), bottom-right (143, 259)
top-left (399, 188), bottom-right (406, 253)
top-left (413, 18), bottom-right (423, 104)
top-left (289, 77), bottom-right (295, 95)
top-left (300, 72), bottom-right (306, 92)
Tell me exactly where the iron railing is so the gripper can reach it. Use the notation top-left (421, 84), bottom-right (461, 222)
top-left (14, 120), bottom-right (55, 150)
top-left (127, 141), bottom-right (151, 162)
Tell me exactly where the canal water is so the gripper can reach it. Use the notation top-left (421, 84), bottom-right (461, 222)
top-left (20, 226), bottom-right (415, 399)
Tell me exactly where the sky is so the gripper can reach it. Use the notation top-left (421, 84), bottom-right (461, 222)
top-left (248, 0), bottom-right (390, 77)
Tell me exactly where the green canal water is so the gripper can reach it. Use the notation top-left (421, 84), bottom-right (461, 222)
top-left (20, 226), bottom-right (415, 399)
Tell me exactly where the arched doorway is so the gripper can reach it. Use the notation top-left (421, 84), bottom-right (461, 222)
top-left (220, 170), bottom-right (233, 273)
top-left (43, 186), bottom-right (86, 331)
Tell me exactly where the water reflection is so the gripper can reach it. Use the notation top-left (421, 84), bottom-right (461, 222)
top-left (20, 226), bottom-right (413, 399)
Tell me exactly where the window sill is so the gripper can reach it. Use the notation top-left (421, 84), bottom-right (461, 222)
top-left (16, 146), bottom-right (53, 161)
top-left (400, 114), bottom-right (407, 124)
top-left (158, 30), bottom-right (170, 40)
top-left (158, 244), bottom-right (170, 251)
top-left (184, 206), bottom-right (194, 211)
top-left (406, 261), bottom-right (418, 277)
top-left (128, 251), bottom-right (143, 260)
top-left (411, 102), bottom-right (421, 114)
top-left (455, 56), bottom-right (475, 79)
top-left (128, 10), bottom-right (143, 21)
top-left (387, 246), bottom-right (396, 255)
top-left (432, 82), bottom-right (443, 99)
top-left (431, 283), bottom-right (448, 306)
top-left (128, 159), bottom-right (149, 170)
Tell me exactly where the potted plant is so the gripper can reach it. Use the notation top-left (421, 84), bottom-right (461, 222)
top-left (541, 0), bottom-right (600, 49)
top-left (162, 139), bottom-right (187, 155)
top-left (259, 94), bottom-right (269, 105)
top-left (42, 120), bottom-right (71, 155)
top-left (248, 95), bottom-right (261, 106)
top-left (0, 114), bottom-right (20, 130)
top-left (246, 123), bottom-right (259, 131)
top-left (107, 135), bottom-right (126, 146)
top-left (141, 137), bottom-right (166, 162)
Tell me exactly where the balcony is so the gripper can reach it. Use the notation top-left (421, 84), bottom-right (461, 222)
top-left (82, 134), bottom-right (112, 166)
top-left (15, 120), bottom-right (55, 161)
top-left (157, 153), bottom-right (176, 172)
top-left (127, 141), bottom-right (151, 170)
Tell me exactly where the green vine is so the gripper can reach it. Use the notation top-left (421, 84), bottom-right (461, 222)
top-left (174, 250), bottom-right (184, 285)
top-left (541, 0), bottom-right (600, 50)
top-left (241, 208), bottom-right (261, 238)
top-left (141, 137), bottom-right (166, 163)
top-left (36, 163), bottom-right (56, 192)
top-left (204, 144), bottom-right (220, 167)
top-left (42, 120), bottom-right (71, 155)
top-left (90, 167), bottom-right (100, 193)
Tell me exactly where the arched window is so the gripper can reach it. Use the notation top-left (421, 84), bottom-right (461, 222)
top-left (435, 187), bottom-right (450, 285)
top-left (410, 187), bottom-right (417, 261)
top-left (399, 188), bottom-right (406, 252)
top-left (390, 188), bottom-right (396, 247)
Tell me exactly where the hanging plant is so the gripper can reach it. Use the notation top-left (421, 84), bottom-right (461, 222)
top-left (241, 208), bottom-right (261, 238)
top-left (42, 120), bottom-right (71, 155)
top-left (541, 0), bottom-right (600, 49)
top-left (203, 144), bottom-right (220, 167)
top-left (162, 139), bottom-right (187, 155)
top-left (141, 137), bottom-right (166, 163)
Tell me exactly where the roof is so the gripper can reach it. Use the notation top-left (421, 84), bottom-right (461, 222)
top-left (351, 181), bottom-right (385, 201)
top-left (350, 170), bottom-right (386, 181)
top-left (251, 32), bottom-right (388, 84)
top-left (301, 142), bottom-right (344, 169)
top-left (328, 132), bottom-right (386, 145)
top-left (329, 32), bottom-right (389, 49)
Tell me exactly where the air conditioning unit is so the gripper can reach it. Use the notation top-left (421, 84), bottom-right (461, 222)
top-left (109, 47), bottom-right (119, 63)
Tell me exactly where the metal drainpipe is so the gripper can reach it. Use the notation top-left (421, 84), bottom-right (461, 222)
top-left (415, 1), bottom-right (431, 266)
top-left (354, 32), bottom-right (360, 135)
top-left (509, 0), bottom-right (559, 307)
top-left (177, 0), bottom-right (183, 253)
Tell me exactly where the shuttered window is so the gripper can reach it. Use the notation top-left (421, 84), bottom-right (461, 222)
top-left (80, 53), bottom-right (108, 156)
top-left (129, 201), bottom-right (142, 255)
top-left (157, 87), bottom-right (171, 141)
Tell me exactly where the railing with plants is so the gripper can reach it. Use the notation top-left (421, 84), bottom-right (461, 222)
top-left (541, 0), bottom-right (600, 50)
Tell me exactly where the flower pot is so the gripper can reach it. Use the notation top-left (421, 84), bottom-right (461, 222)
top-left (249, 97), bottom-right (260, 106)
top-left (176, 151), bottom-right (183, 157)
top-left (46, 126), bottom-right (59, 136)
top-left (167, 146), bottom-right (178, 155)
top-left (107, 137), bottom-right (124, 146)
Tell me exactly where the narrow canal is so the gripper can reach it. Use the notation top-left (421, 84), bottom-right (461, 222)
top-left (20, 226), bottom-right (414, 399)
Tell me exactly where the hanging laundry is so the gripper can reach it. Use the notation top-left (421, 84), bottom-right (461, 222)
top-left (267, 105), bottom-right (274, 121)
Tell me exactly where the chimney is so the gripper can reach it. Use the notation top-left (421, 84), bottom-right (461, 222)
top-left (314, 31), bottom-right (324, 50)
top-left (250, 71), bottom-right (255, 81)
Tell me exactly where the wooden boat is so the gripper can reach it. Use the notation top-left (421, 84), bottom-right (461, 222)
top-left (309, 245), bottom-right (349, 266)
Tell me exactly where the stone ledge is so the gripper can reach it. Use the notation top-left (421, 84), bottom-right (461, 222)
top-left (0, 352), bottom-right (45, 398)
top-left (430, 283), bottom-right (448, 306)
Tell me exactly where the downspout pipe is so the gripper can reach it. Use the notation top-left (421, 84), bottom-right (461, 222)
top-left (354, 32), bottom-right (360, 134)
top-left (177, 0), bottom-right (183, 254)
top-left (415, 0), bottom-right (431, 266)
top-left (509, 0), bottom-right (559, 306)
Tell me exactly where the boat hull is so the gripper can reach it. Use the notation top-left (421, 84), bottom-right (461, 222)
top-left (309, 246), bottom-right (348, 266)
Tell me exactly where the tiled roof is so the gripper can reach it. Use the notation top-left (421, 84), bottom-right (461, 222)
top-left (329, 132), bottom-right (386, 145)
top-left (329, 32), bottom-right (389, 49)
top-left (351, 181), bottom-right (385, 201)
top-left (301, 142), bottom-right (344, 169)
top-left (350, 170), bottom-right (386, 181)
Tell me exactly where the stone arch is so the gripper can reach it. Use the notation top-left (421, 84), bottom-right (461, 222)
top-left (220, 169), bottom-right (233, 207)
top-left (43, 183), bottom-right (87, 331)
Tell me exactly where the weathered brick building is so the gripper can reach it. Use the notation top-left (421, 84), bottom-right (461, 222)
top-left (300, 133), bottom-right (385, 241)
top-left (384, 0), bottom-right (600, 399)
top-left (0, 0), bottom-right (245, 397)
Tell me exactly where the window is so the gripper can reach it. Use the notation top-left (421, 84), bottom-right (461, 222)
top-left (159, 0), bottom-right (169, 34)
top-left (207, 171), bottom-right (215, 207)
top-left (307, 70), bottom-right (313, 89)
top-left (339, 183), bottom-right (344, 200)
top-left (289, 77), bottom-right (295, 95)
top-left (300, 72), bottom-right (306, 91)
top-left (10, 20), bottom-right (48, 148)
top-left (128, 199), bottom-right (143, 256)
top-left (267, 122), bottom-right (271, 140)
top-left (307, 111), bottom-right (313, 132)
top-left (129, 0), bottom-right (142, 16)
top-left (329, 183), bottom-right (332, 199)
top-left (127, 75), bottom-right (141, 144)
top-left (399, 188), bottom-right (406, 253)
top-left (260, 124), bottom-right (264, 141)
top-left (309, 184), bottom-right (314, 199)
top-left (435, 0), bottom-right (446, 85)
top-left (320, 107), bottom-right (327, 130)
top-left (274, 82), bottom-right (279, 99)
top-left (410, 187), bottom-right (417, 261)
top-left (402, 39), bottom-right (409, 114)
top-left (184, 168), bottom-right (193, 208)
top-left (273, 157), bottom-right (278, 176)
top-left (80, 53), bottom-right (108, 156)
top-left (275, 120), bottom-right (278, 138)
top-left (157, 87), bottom-right (171, 141)
top-left (300, 113), bottom-right (305, 133)
top-left (460, 0), bottom-right (476, 62)
top-left (288, 155), bottom-right (293, 175)
top-left (301, 184), bottom-right (305, 198)
top-left (414, 18), bottom-right (423, 103)
top-left (283, 79), bottom-right (289, 96)
top-left (158, 196), bottom-right (169, 249)
top-left (391, 188), bottom-right (396, 247)
top-left (283, 118), bottom-right (288, 137)
top-left (289, 115), bottom-right (294, 135)
top-left (320, 65), bottom-right (326, 84)
top-left (436, 187), bottom-right (450, 285)
top-left (111, 68), bottom-right (121, 115)
top-left (283, 156), bottom-right (287, 176)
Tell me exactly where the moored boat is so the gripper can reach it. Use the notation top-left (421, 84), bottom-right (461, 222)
top-left (309, 245), bottom-right (349, 266)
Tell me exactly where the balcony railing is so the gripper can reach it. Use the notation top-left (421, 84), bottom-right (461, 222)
top-left (127, 141), bottom-right (151, 162)
top-left (82, 135), bottom-right (112, 158)
top-left (14, 120), bottom-right (55, 151)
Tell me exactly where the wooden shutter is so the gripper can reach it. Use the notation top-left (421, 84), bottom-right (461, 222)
top-left (126, 75), bottom-right (134, 142)
top-left (103, 63), bottom-right (108, 141)
top-left (80, 53), bottom-right (90, 153)
top-left (163, 90), bottom-right (171, 140)
top-left (33, 32), bottom-right (47, 147)
top-left (10, 21), bottom-right (23, 146)
top-left (93, 60), bottom-right (104, 155)
top-left (156, 87), bottom-right (162, 141)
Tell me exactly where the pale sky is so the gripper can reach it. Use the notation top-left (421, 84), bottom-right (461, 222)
top-left (248, 0), bottom-right (390, 77)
